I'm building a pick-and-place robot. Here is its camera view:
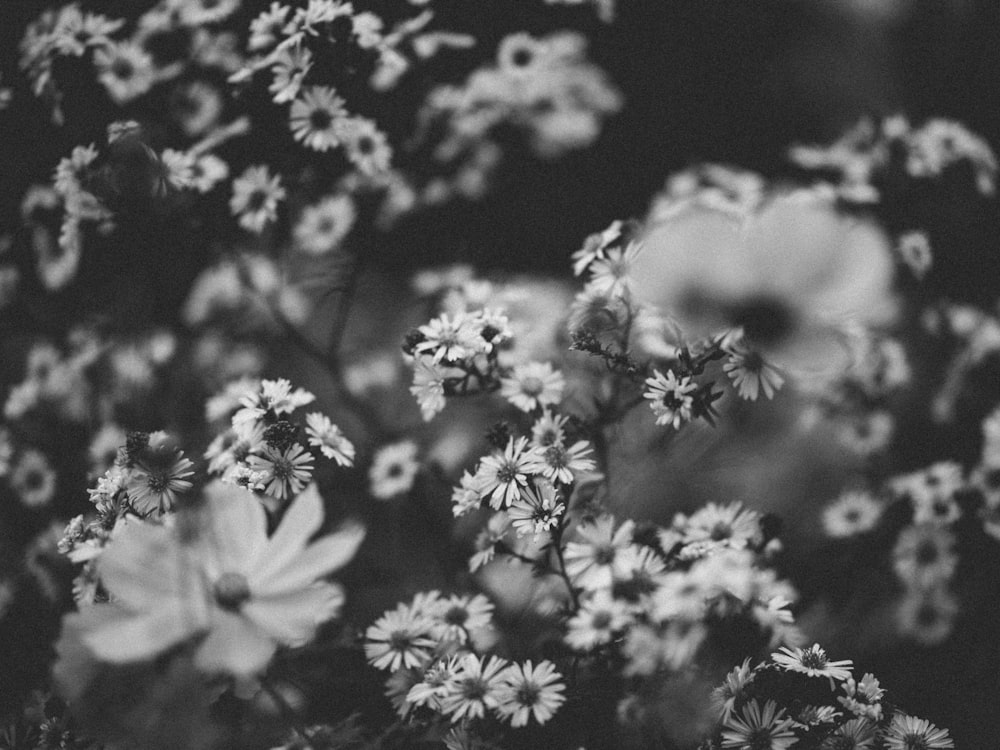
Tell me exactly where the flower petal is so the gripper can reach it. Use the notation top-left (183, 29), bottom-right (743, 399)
top-left (255, 521), bottom-right (364, 593)
top-left (200, 481), bottom-right (267, 574)
top-left (243, 582), bottom-right (344, 646)
top-left (82, 605), bottom-right (201, 663)
top-left (194, 610), bottom-right (276, 677)
top-left (253, 483), bottom-right (326, 581)
top-left (97, 520), bottom-right (195, 610)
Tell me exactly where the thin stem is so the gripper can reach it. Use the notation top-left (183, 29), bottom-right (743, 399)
top-left (261, 680), bottom-right (311, 744)
top-left (550, 519), bottom-right (580, 611)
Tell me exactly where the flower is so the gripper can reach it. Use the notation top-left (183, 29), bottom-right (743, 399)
top-left (525, 439), bottom-right (596, 485)
top-left (432, 593), bottom-right (494, 645)
top-left (571, 219), bottom-right (625, 276)
top-left (410, 357), bottom-right (451, 421)
top-left (896, 231), bottom-right (933, 279)
top-left (839, 673), bottom-right (885, 721)
top-left (340, 117), bottom-right (393, 175)
top-left (495, 660), bottom-right (566, 727)
top-left (77, 482), bottom-right (364, 677)
top-left (822, 491), bottom-right (883, 538)
top-left (721, 699), bottom-right (796, 750)
top-left (476, 437), bottom-right (537, 509)
top-left (530, 409), bottom-right (569, 448)
top-left (500, 361), bottom-right (566, 412)
top-left (368, 441), bottom-right (419, 500)
top-left (249, 2), bottom-right (290, 50)
top-left (439, 654), bottom-right (510, 722)
top-left (247, 444), bottom-right (315, 502)
top-left (364, 606), bottom-right (436, 672)
top-left (126, 433), bottom-right (195, 515)
top-left (892, 525), bottom-right (957, 588)
top-left (268, 44), bottom-right (312, 103)
top-left (587, 241), bottom-right (641, 295)
top-left (643, 369), bottom-right (696, 428)
top-left (565, 590), bottom-right (631, 650)
top-left (564, 515), bottom-right (635, 591)
top-left (415, 313), bottom-right (479, 364)
top-left (711, 658), bottom-right (755, 719)
top-left (682, 502), bottom-right (762, 550)
top-left (94, 41), bottom-right (155, 104)
top-left (304, 412), bottom-right (355, 466)
top-left (883, 714), bottom-right (954, 750)
top-left (294, 194), bottom-right (357, 254)
top-left (819, 718), bottom-right (877, 749)
top-left (723, 339), bottom-right (785, 401)
top-left (772, 644), bottom-right (853, 683)
top-left (508, 479), bottom-right (564, 537)
top-left (632, 190), bottom-right (898, 376)
top-left (895, 585), bottom-right (958, 646)
top-left (11, 449), bottom-right (56, 509)
top-left (469, 512), bottom-right (511, 571)
top-left (230, 165), bottom-right (286, 233)
top-left (290, 86), bottom-right (347, 152)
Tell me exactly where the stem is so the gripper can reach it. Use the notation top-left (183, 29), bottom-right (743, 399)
top-left (551, 519), bottom-right (580, 611)
top-left (261, 680), bottom-right (311, 743)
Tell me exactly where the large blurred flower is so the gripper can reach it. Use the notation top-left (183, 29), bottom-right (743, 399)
top-left (72, 482), bottom-right (364, 677)
top-left (630, 189), bottom-right (897, 376)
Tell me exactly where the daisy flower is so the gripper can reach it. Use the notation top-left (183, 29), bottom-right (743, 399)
top-left (476, 437), bottom-right (536, 509)
top-left (415, 313), bottom-right (479, 364)
top-left (11, 449), bottom-right (56, 509)
top-left (721, 699), bottom-right (796, 750)
top-left (723, 340), bottom-right (785, 401)
top-left (304, 412), bottom-right (354, 466)
top-left (368, 441), bottom-right (419, 500)
top-left (126, 434), bottom-right (195, 515)
top-left (234, 378), bottom-right (315, 426)
top-left (892, 525), bottom-right (957, 588)
top-left (190, 153), bottom-right (229, 193)
top-left (94, 41), bottom-right (155, 104)
top-left (643, 369), bottom-right (696, 429)
top-left (895, 231), bottom-right (932, 279)
top-left (469, 512), bottom-right (511, 572)
top-left (587, 241), bottom-right (641, 295)
top-left (289, 85), bottom-right (347, 152)
top-left (249, 2), bottom-right (290, 50)
top-left (571, 219), bottom-right (624, 276)
top-left (883, 714), bottom-right (954, 750)
top-left (409, 356), bottom-right (449, 422)
top-left (530, 408), bottom-right (569, 448)
top-left (407, 656), bottom-right (462, 711)
top-left (819, 718), bottom-right (876, 749)
top-left (565, 590), bottom-right (631, 651)
top-left (839, 673), bottom-right (885, 721)
top-left (508, 479), bottom-right (564, 537)
top-left (711, 658), bottom-right (756, 719)
top-left (431, 593), bottom-right (494, 645)
top-left (563, 514), bottom-right (636, 591)
top-left (496, 660), bottom-right (566, 727)
top-left (895, 585), bottom-right (958, 646)
top-left (526, 439), bottom-right (596, 484)
top-left (79, 482), bottom-right (364, 677)
top-left (439, 653), bottom-right (510, 722)
top-left (364, 606), bottom-right (436, 672)
top-left (771, 643), bottom-right (853, 684)
top-left (247, 444), bottom-right (315, 502)
top-left (682, 502), bottom-right (762, 550)
top-left (340, 117), bottom-right (393, 175)
top-left (294, 194), bottom-right (356, 255)
top-left (230, 165), bottom-right (287, 233)
top-left (451, 471), bottom-right (483, 517)
top-left (268, 44), bottom-right (312, 104)
top-left (822, 491), bottom-right (883, 538)
top-left (500, 362), bottom-right (565, 413)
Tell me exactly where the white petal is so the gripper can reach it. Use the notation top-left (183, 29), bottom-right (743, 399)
top-left (194, 610), bottom-right (276, 677)
top-left (255, 521), bottom-right (364, 593)
top-left (243, 583), bottom-right (344, 646)
top-left (97, 521), bottom-right (194, 610)
top-left (82, 606), bottom-right (201, 663)
top-left (201, 481), bottom-right (268, 573)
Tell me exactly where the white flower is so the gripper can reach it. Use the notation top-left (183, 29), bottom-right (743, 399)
top-left (723, 339), bottom-right (785, 401)
top-left (565, 590), bottom-right (631, 650)
top-left (500, 362), bottom-right (565, 412)
top-left (230, 165), bottom-right (286, 233)
top-left (290, 85), bottom-right (348, 152)
top-left (643, 369), bottom-right (696, 428)
top-left (475, 437), bottom-right (537, 509)
top-left (94, 41), bottom-right (155, 104)
top-left (364, 606), bottom-right (436, 671)
top-left (507, 479), bottom-right (563, 537)
top-left (294, 194), bottom-right (357, 254)
top-left (340, 117), bottom-right (393, 175)
top-left (409, 356), bottom-right (450, 421)
top-left (438, 653), bottom-right (509, 722)
top-left (822, 491), bottom-right (883, 538)
top-left (525, 439), bottom-right (596, 485)
top-left (304, 412), bottom-right (355, 466)
top-left (496, 660), bottom-right (566, 727)
top-left (268, 44), bottom-right (312, 103)
top-left (76, 482), bottom-right (364, 677)
top-left (247, 445), bottom-right (315, 503)
top-left (771, 644), bottom-right (853, 683)
top-left (563, 515), bottom-right (635, 591)
top-left (11, 449), bottom-right (56, 509)
top-left (368, 441), bottom-right (419, 500)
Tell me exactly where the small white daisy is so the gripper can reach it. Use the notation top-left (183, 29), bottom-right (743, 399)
top-left (340, 116), bottom-right (393, 175)
top-left (304, 412), bottom-right (354, 466)
top-left (643, 369), bottom-right (697, 428)
top-left (565, 590), bottom-right (632, 651)
top-left (294, 194), bottom-right (357, 254)
top-left (496, 660), bottom-right (566, 727)
top-left (230, 165), bottom-right (286, 233)
top-left (11, 449), bottom-right (56, 509)
top-left (822, 491), bottom-right (883, 538)
top-left (289, 85), bottom-right (348, 152)
top-left (247, 444), bottom-right (314, 502)
top-left (563, 515), bottom-right (635, 591)
top-left (507, 479), bottom-right (564, 537)
top-left (94, 41), bottom-right (156, 104)
top-left (771, 644), bottom-right (853, 683)
top-left (438, 654), bottom-right (510, 722)
top-left (364, 606), bottom-right (436, 672)
top-left (500, 361), bottom-right (565, 412)
top-left (368, 441), bottom-right (419, 500)
top-left (475, 437), bottom-right (537, 509)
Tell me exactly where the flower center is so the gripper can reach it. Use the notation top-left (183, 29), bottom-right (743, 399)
top-left (214, 572), bottom-right (251, 611)
top-left (496, 462), bottom-right (520, 484)
top-left (111, 58), bottom-right (135, 80)
top-left (444, 606), bottom-right (469, 626)
top-left (709, 521), bottom-right (732, 541)
top-left (520, 376), bottom-right (545, 396)
top-left (800, 648), bottom-right (828, 670)
top-left (388, 630), bottom-right (413, 651)
top-left (728, 295), bottom-right (796, 346)
top-left (516, 683), bottom-right (540, 706)
top-left (594, 545), bottom-right (616, 565)
top-left (309, 107), bottom-right (333, 130)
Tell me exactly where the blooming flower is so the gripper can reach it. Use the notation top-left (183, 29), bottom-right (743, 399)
top-left (304, 412), bottom-right (355, 466)
top-left (500, 361), bottom-right (566, 412)
top-left (564, 514), bottom-right (635, 591)
top-left (476, 437), bottom-right (536, 509)
top-left (431, 593), bottom-right (494, 645)
top-left (126, 433), bottom-right (195, 515)
top-left (772, 644), bottom-right (853, 684)
top-left (508, 479), bottom-right (564, 537)
top-left (439, 654), bottom-right (510, 722)
top-left (247, 444), bottom-right (315, 502)
top-left (230, 165), bottom-right (287, 233)
top-left (409, 357), bottom-right (450, 421)
top-left (721, 699), bottom-right (796, 750)
top-left (822, 491), bottom-right (883, 538)
top-left (77, 482), bottom-right (364, 677)
top-left (364, 606), bottom-right (436, 672)
top-left (368, 441), bottom-right (419, 500)
top-left (723, 339), bottom-right (785, 401)
top-left (268, 44), bottom-right (313, 103)
top-left (711, 658), bottom-right (755, 719)
top-left (883, 714), bottom-right (954, 750)
top-left (892, 525), bottom-right (957, 588)
top-left (289, 85), bottom-right (347, 152)
top-left (681, 502), bottom-right (762, 550)
top-left (94, 41), bottom-right (155, 104)
top-left (643, 369), bottom-right (696, 428)
top-left (294, 194), bottom-right (357, 254)
top-left (495, 660), bottom-right (566, 727)
top-left (11, 449), bottom-right (56, 509)
top-left (565, 590), bottom-right (632, 650)
top-left (340, 117), bottom-right (393, 175)
top-left (525, 439), bottom-right (596, 485)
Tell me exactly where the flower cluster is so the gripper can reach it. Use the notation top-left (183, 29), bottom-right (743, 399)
top-left (702, 645), bottom-right (954, 749)
top-left (204, 377), bottom-right (354, 508)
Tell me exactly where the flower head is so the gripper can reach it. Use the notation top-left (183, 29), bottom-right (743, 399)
top-left (496, 660), bottom-right (566, 727)
top-left (721, 699), bottom-right (796, 750)
top-left (772, 643), bottom-right (853, 684)
top-left (643, 369), bottom-right (696, 429)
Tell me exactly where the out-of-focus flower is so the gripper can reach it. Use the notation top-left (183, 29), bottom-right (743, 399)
top-left (368, 441), bottom-right (419, 500)
top-left (294, 194), bottom-right (356, 254)
top-left (564, 515), bottom-right (635, 590)
top-left (230, 165), bottom-right (286, 233)
top-left (94, 41), bottom-right (155, 103)
top-left (565, 590), bottom-right (632, 650)
top-left (304, 412), bottom-right (354, 466)
top-left (500, 361), bottom-right (565, 413)
top-left (822, 491), bottom-right (883, 538)
top-left (75, 482), bottom-right (364, 677)
top-left (289, 85), bottom-right (347, 151)
top-left (11, 449), bottom-right (57, 509)
top-left (632, 190), bottom-right (898, 377)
